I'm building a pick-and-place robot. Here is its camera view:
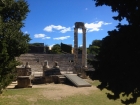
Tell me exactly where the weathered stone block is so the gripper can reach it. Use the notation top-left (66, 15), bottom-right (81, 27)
top-left (16, 76), bottom-right (32, 88)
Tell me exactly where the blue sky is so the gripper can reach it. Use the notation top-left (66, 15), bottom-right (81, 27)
top-left (22, 0), bottom-right (127, 48)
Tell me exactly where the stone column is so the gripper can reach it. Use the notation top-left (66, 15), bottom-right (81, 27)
top-left (82, 28), bottom-right (87, 67)
top-left (74, 28), bottom-right (78, 66)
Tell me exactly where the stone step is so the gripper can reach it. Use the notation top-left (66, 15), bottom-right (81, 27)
top-left (58, 76), bottom-right (66, 83)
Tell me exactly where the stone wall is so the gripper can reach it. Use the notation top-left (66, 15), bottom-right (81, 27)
top-left (16, 54), bottom-right (95, 72)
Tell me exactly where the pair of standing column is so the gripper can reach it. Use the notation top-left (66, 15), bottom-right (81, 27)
top-left (74, 28), bottom-right (87, 68)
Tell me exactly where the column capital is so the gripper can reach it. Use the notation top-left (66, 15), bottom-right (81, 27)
top-left (74, 28), bottom-right (78, 33)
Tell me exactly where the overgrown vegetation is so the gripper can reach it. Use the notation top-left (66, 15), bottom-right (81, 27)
top-left (0, 0), bottom-right (30, 93)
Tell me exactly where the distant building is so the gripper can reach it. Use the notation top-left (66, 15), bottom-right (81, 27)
top-left (61, 43), bottom-right (72, 54)
top-left (29, 43), bottom-right (44, 47)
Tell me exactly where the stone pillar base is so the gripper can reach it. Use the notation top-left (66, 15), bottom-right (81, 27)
top-left (78, 67), bottom-right (88, 79)
top-left (15, 76), bottom-right (32, 88)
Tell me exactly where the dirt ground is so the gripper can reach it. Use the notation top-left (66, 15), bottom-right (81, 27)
top-left (6, 79), bottom-right (97, 100)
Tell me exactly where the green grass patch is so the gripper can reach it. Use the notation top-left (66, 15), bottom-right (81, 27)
top-left (1, 81), bottom-right (140, 105)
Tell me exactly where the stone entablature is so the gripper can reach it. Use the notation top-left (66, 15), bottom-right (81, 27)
top-left (75, 22), bottom-right (85, 29)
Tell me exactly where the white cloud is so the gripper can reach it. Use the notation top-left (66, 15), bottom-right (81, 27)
top-left (34, 34), bottom-right (45, 38)
top-left (44, 25), bottom-right (71, 33)
top-left (52, 25), bottom-right (65, 30)
top-left (42, 37), bottom-right (51, 39)
top-left (44, 26), bottom-right (53, 32)
top-left (72, 21), bottom-right (111, 33)
top-left (53, 36), bottom-right (70, 40)
top-left (44, 21), bottom-right (111, 34)
top-left (104, 22), bottom-right (112, 25)
top-left (34, 34), bottom-right (51, 39)
top-left (85, 21), bottom-right (112, 32)
top-left (60, 27), bottom-right (71, 33)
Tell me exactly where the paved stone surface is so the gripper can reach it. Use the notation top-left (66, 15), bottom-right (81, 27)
top-left (64, 74), bottom-right (91, 87)
top-left (6, 81), bottom-right (17, 89)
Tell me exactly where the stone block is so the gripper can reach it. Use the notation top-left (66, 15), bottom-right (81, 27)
top-left (16, 76), bottom-right (32, 88)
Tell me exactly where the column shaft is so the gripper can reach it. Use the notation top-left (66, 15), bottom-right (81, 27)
top-left (82, 28), bottom-right (87, 67)
top-left (74, 28), bottom-right (78, 66)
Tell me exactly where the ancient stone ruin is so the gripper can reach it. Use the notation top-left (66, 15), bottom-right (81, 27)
top-left (74, 22), bottom-right (87, 78)
top-left (15, 22), bottom-right (94, 88)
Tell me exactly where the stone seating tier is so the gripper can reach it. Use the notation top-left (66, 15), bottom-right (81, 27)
top-left (17, 54), bottom-right (95, 72)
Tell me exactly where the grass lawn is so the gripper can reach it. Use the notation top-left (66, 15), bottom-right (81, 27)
top-left (0, 80), bottom-right (140, 105)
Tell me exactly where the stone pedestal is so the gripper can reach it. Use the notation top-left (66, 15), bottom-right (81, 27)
top-left (16, 76), bottom-right (32, 88)
top-left (16, 62), bottom-right (32, 88)
top-left (16, 65), bottom-right (31, 76)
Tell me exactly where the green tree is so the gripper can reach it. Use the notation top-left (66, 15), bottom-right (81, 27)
top-left (0, 0), bottom-right (30, 93)
top-left (51, 44), bottom-right (61, 54)
top-left (87, 40), bottom-right (101, 55)
top-left (94, 0), bottom-right (140, 26)
top-left (93, 0), bottom-right (140, 104)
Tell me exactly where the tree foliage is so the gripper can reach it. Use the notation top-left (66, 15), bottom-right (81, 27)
top-left (97, 26), bottom-right (140, 104)
top-left (0, 0), bottom-right (30, 92)
top-left (93, 0), bottom-right (140, 104)
top-left (87, 40), bottom-right (101, 77)
top-left (87, 40), bottom-right (101, 55)
top-left (94, 0), bottom-right (140, 26)
top-left (51, 44), bottom-right (61, 54)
